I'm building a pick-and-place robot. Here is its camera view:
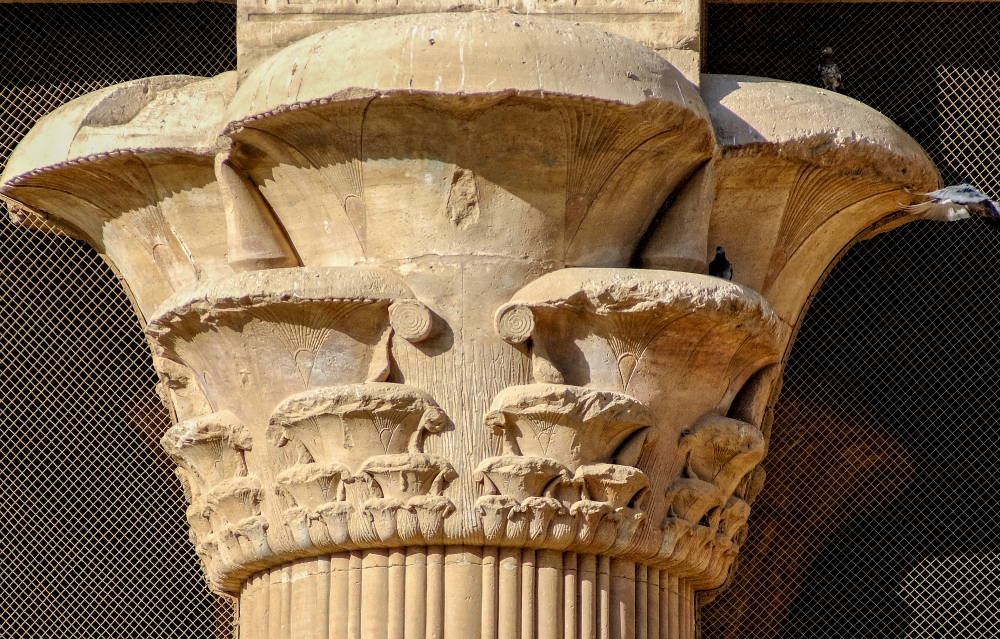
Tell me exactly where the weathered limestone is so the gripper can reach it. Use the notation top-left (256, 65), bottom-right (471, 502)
top-left (700, 74), bottom-right (939, 332)
top-left (0, 10), bottom-right (938, 639)
top-left (236, 0), bottom-right (704, 83)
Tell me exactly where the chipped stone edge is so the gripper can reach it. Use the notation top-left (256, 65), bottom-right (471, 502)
top-left (146, 266), bottom-right (418, 339)
top-left (506, 268), bottom-right (790, 348)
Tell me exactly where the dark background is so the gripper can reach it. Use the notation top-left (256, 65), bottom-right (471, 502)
top-left (705, 3), bottom-right (1000, 637)
top-left (0, 3), bottom-right (236, 638)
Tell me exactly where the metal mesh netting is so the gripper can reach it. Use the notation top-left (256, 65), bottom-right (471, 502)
top-left (0, 3), bottom-right (236, 638)
top-left (702, 3), bottom-right (1000, 638)
top-left (700, 220), bottom-right (1000, 639)
top-left (1, 1), bottom-right (999, 638)
top-left (705, 1), bottom-right (1000, 198)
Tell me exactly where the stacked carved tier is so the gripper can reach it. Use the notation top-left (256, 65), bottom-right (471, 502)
top-left (147, 267), bottom-right (783, 595)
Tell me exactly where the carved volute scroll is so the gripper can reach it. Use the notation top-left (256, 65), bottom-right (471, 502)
top-left (0, 9), bottom-right (941, 639)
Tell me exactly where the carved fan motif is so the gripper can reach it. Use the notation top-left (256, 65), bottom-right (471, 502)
top-left (365, 408), bottom-right (409, 453)
top-left (524, 414), bottom-right (560, 457)
top-left (560, 101), bottom-right (663, 250)
top-left (764, 165), bottom-right (895, 289)
top-left (251, 302), bottom-right (366, 386)
top-left (237, 99), bottom-right (370, 252)
top-left (599, 312), bottom-right (675, 389)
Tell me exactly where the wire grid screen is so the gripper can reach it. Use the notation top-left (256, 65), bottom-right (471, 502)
top-left (0, 3), bottom-right (236, 638)
top-left (703, 3), bottom-right (1000, 639)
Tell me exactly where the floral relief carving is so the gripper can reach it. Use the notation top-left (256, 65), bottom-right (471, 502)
top-left (160, 411), bottom-right (272, 579)
top-left (476, 384), bottom-right (657, 552)
top-left (267, 383), bottom-right (457, 549)
top-left (657, 414), bottom-right (767, 587)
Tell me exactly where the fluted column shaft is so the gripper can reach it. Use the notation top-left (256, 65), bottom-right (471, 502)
top-left (239, 548), bottom-right (697, 639)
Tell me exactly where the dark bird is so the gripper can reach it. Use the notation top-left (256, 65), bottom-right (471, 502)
top-left (903, 184), bottom-right (1000, 227)
top-left (709, 246), bottom-right (733, 281)
top-left (819, 47), bottom-right (842, 92)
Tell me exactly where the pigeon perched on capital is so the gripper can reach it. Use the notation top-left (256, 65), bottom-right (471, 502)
top-left (709, 246), bottom-right (733, 281)
top-left (820, 47), bottom-right (842, 92)
top-left (903, 184), bottom-right (1000, 228)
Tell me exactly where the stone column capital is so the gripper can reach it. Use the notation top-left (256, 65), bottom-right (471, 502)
top-left (0, 11), bottom-right (937, 639)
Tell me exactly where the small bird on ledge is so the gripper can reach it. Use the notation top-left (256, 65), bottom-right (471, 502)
top-left (709, 246), bottom-right (733, 281)
top-left (820, 46), bottom-right (843, 92)
top-left (904, 184), bottom-right (1000, 228)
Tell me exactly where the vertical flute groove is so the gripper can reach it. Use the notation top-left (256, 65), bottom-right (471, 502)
top-left (318, 557), bottom-right (331, 639)
top-left (362, 550), bottom-right (390, 639)
top-left (482, 547), bottom-right (499, 639)
top-left (348, 552), bottom-right (363, 639)
top-left (405, 548), bottom-right (428, 639)
top-left (658, 571), bottom-right (670, 639)
top-left (681, 581), bottom-right (694, 639)
top-left (647, 569), bottom-right (659, 639)
top-left (281, 564), bottom-right (293, 639)
top-left (564, 553), bottom-right (578, 639)
top-left (244, 574), bottom-right (259, 639)
top-left (268, 567), bottom-right (282, 639)
top-left (667, 575), bottom-right (679, 639)
top-left (636, 564), bottom-right (647, 639)
top-left (444, 546), bottom-right (483, 639)
top-left (499, 548), bottom-right (521, 639)
top-left (237, 551), bottom-right (701, 639)
top-left (597, 556), bottom-right (610, 639)
top-left (290, 560), bottom-right (316, 639)
top-left (241, 576), bottom-right (253, 639)
top-left (579, 555), bottom-right (597, 639)
top-left (427, 546), bottom-right (444, 639)
top-left (521, 549), bottom-right (536, 639)
top-left (330, 554), bottom-right (350, 639)
top-left (609, 559), bottom-right (634, 639)
top-left (537, 550), bottom-right (562, 639)
top-left (389, 550), bottom-right (407, 639)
